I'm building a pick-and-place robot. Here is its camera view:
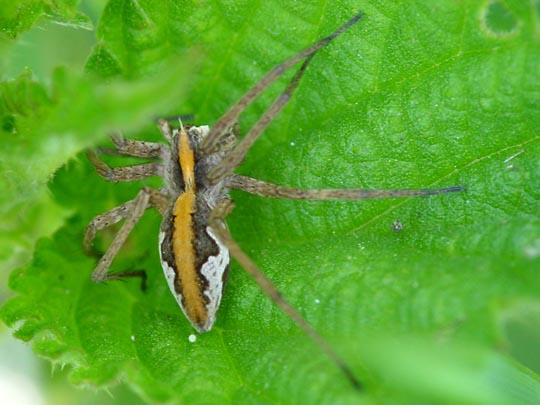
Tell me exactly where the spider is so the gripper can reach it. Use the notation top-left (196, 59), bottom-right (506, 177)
top-left (83, 13), bottom-right (462, 390)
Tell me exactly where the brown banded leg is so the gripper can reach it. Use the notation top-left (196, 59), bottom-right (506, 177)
top-left (208, 122), bottom-right (239, 154)
top-left (157, 119), bottom-right (174, 143)
top-left (85, 187), bottom-right (168, 283)
top-left (97, 133), bottom-right (165, 158)
top-left (227, 175), bottom-right (464, 200)
top-left (201, 13), bottom-right (363, 155)
top-left (208, 198), bottom-right (362, 390)
top-left (84, 199), bottom-right (137, 256)
top-left (87, 150), bottom-right (161, 182)
top-left (83, 187), bottom-right (168, 255)
top-left (105, 270), bottom-right (148, 291)
top-left (207, 54), bottom-right (316, 184)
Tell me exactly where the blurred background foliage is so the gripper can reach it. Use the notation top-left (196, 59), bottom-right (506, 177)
top-left (0, 2), bottom-right (144, 403)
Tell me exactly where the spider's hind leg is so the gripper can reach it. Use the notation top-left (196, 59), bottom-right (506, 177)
top-left (105, 270), bottom-right (148, 291)
top-left (84, 187), bottom-right (168, 283)
top-left (208, 198), bottom-right (363, 390)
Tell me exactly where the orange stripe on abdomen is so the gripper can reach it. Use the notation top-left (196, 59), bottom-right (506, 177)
top-left (172, 191), bottom-right (208, 328)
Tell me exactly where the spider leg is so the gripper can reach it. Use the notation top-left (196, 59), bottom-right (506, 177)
top-left (157, 119), bottom-right (174, 143)
top-left (83, 187), bottom-right (168, 254)
top-left (227, 175), bottom-right (464, 199)
top-left (207, 53), bottom-right (316, 184)
top-left (201, 13), bottom-right (363, 155)
top-left (208, 198), bottom-right (362, 390)
top-left (85, 187), bottom-right (168, 283)
top-left (87, 150), bottom-right (161, 182)
top-left (97, 133), bottom-right (165, 158)
top-left (84, 199), bottom-right (137, 256)
top-left (105, 270), bottom-right (148, 291)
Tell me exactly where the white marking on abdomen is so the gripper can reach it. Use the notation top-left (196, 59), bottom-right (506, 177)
top-left (159, 230), bottom-right (187, 320)
top-left (200, 226), bottom-right (230, 329)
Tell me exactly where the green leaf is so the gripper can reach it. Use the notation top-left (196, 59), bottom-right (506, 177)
top-left (0, 0), bottom-right (92, 39)
top-left (362, 336), bottom-right (540, 403)
top-left (2, 0), bottom-right (540, 403)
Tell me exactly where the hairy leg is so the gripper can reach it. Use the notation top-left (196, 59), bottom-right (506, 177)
top-left (227, 175), bottom-right (464, 200)
top-left (87, 150), bottom-right (161, 182)
top-left (201, 14), bottom-right (363, 155)
top-left (207, 54), bottom-right (316, 184)
top-left (208, 198), bottom-right (362, 390)
top-left (97, 133), bottom-right (165, 158)
top-left (84, 187), bottom-right (169, 282)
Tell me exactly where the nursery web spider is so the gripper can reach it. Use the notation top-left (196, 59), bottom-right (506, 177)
top-left (84, 13), bottom-right (463, 390)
